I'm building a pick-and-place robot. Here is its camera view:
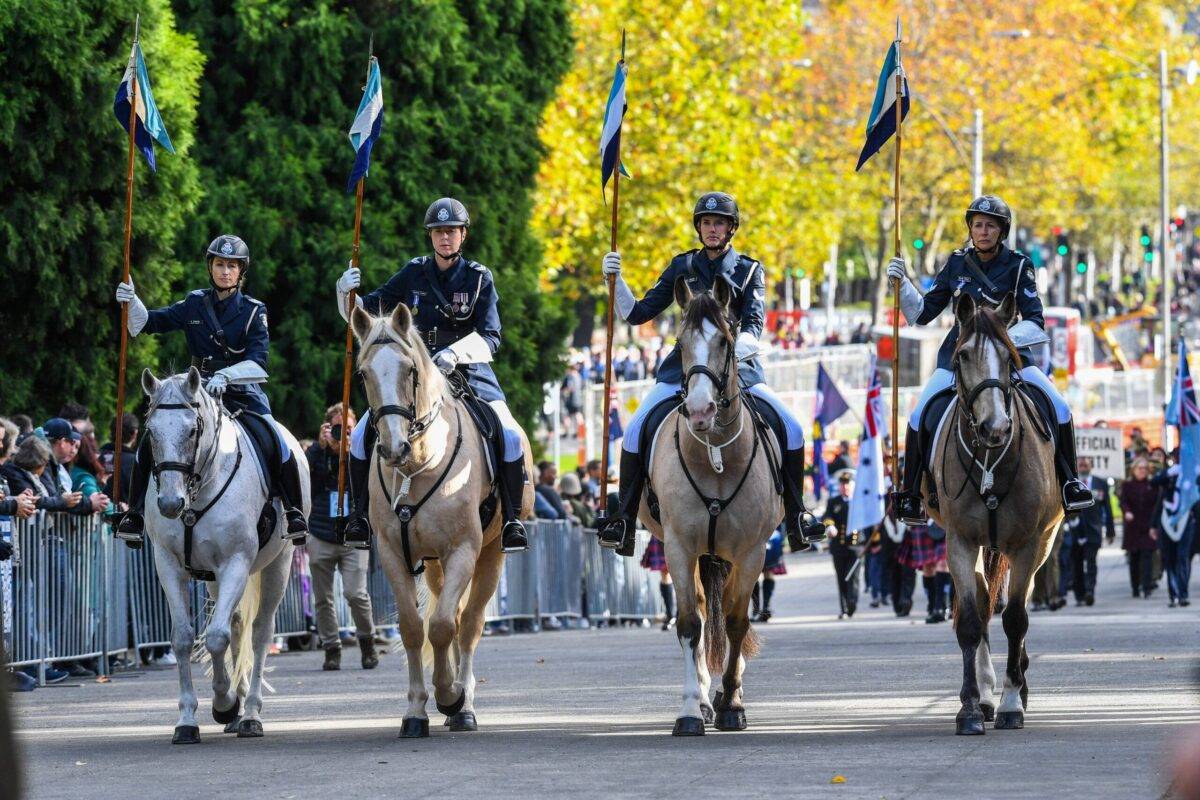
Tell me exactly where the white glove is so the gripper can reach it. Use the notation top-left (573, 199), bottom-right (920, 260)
top-left (886, 256), bottom-right (908, 283)
top-left (433, 350), bottom-right (459, 375)
top-left (734, 331), bottom-right (761, 361)
top-left (214, 360), bottom-right (268, 385)
top-left (115, 280), bottom-right (148, 336)
top-left (601, 251), bottom-right (622, 276)
top-left (205, 373), bottom-right (229, 397)
top-left (336, 262), bottom-right (365, 322)
top-left (887, 257), bottom-right (925, 323)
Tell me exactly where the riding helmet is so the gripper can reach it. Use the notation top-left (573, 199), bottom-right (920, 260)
top-left (692, 192), bottom-right (740, 232)
top-left (206, 234), bottom-right (250, 266)
top-left (964, 195), bottom-right (1012, 237)
top-left (424, 197), bottom-right (471, 229)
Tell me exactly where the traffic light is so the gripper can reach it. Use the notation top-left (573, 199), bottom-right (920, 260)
top-left (1054, 227), bottom-right (1069, 257)
top-left (1075, 259), bottom-right (1088, 275)
top-left (1141, 225), bottom-right (1154, 263)
top-left (912, 238), bottom-right (925, 250)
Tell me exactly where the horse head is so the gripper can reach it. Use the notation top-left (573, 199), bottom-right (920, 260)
top-left (351, 303), bottom-right (445, 469)
top-left (674, 277), bottom-right (737, 433)
top-left (141, 366), bottom-right (217, 519)
top-left (952, 292), bottom-right (1021, 449)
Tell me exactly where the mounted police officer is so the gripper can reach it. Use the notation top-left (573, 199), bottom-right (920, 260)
top-left (112, 235), bottom-right (309, 548)
top-left (887, 195), bottom-right (1093, 524)
top-left (335, 197), bottom-right (529, 553)
top-left (595, 192), bottom-right (825, 554)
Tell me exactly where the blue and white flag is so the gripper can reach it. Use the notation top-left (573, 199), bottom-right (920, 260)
top-left (599, 60), bottom-right (630, 193)
top-left (847, 355), bottom-right (888, 534)
top-left (1163, 338), bottom-right (1200, 540)
top-left (113, 41), bottom-right (175, 172)
top-left (855, 40), bottom-right (909, 172)
top-left (347, 58), bottom-right (383, 193)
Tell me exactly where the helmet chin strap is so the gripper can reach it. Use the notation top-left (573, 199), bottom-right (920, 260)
top-left (696, 226), bottom-right (736, 254)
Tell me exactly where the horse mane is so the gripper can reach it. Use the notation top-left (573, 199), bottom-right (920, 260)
top-left (354, 312), bottom-right (447, 416)
top-left (954, 306), bottom-right (1022, 367)
top-left (681, 291), bottom-right (734, 344)
top-left (147, 373), bottom-right (217, 418)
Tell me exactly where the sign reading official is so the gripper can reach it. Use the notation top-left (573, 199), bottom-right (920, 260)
top-left (1075, 426), bottom-right (1124, 479)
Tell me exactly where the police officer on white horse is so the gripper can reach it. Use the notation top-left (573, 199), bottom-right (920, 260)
top-left (596, 192), bottom-right (825, 553)
top-left (112, 235), bottom-right (310, 546)
top-left (335, 197), bottom-right (529, 553)
top-left (887, 195), bottom-right (1094, 524)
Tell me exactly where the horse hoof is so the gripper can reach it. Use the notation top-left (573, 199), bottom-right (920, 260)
top-left (672, 716), bottom-right (706, 737)
top-left (236, 718), bottom-right (264, 738)
top-left (980, 703), bottom-right (995, 722)
top-left (447, 711), bottom-right (477, 732)
top-left (955, 714), bottom-right (986, 736)
top-left (700, 704), bottom-right (715, 725)
top-left (714, 708), bottom-right (747, 731)
top-left (172, 725), bottom-right (201, 745)
top-left (212, 696), bottom-right (242, 725)
top-left (994, 711), bottom-right (1024, 730)
top-left (436, 692), bottom-right (466, 717)
top-left (400, 717), bottom-right (430, 739)
top-left (223, 719), bottom-right (240, 734)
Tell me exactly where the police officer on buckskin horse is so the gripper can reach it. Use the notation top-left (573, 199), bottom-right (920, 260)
top-left (112, 235), bottom-right (310, 548)
top-left (335, 197), bottom-right (529, 553)
top-left (887, 195), bottom-right (1094, 524)
top-left (595, 192), bottom-right (826, 555)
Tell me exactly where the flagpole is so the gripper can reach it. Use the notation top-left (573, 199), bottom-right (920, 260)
top-left (888, 18), bottom-right (903, 520)
top-left (599, 29), bottom-right (625, 516)
top-left (112, 14), bottom-right (141, 513)
top-left (336, 42), bottom-right (374, 537)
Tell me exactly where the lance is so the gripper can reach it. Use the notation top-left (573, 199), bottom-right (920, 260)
top-left (599, 29), bottom-right (626, 516)
top-left (889, 18), bottom-right (904, 520)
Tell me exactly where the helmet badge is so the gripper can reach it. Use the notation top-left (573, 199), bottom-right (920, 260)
top-left (437, 207), bottom-right (450, 222)
top-left (977, 199), bottom-right (992, 212)
top-left (705, 196), bottom-right (717, 210)
top-left (220, 240), bottom-right (234, 255)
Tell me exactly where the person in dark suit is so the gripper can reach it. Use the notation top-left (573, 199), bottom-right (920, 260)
top-left (823, 470), bottom-right (860, 618)
top-left (1065, 457), bottom-right (1114, 606)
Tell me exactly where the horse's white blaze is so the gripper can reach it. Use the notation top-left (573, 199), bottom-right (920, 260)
top-left (985, 343), bottom-right (1009, 434)
top-left (683, 319), bottom-right (720, 428)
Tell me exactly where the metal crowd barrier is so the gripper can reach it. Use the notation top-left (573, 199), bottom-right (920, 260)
top-left (1, 516), bottom-right (668, 684)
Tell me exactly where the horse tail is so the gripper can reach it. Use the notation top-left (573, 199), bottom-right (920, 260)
top-left (984, 550), bottom-right (1010, 623)
top-left (699, 555), bottom-right (730, 674)
top-left (230, 571), bottom-right (262, 696)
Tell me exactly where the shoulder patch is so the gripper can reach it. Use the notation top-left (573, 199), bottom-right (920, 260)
top-left (244, 296), bottom-right (264, 307)
top-left (188, 289), bottom-right (206, 297)
top-left (466, 260), bottom-right (489, 275)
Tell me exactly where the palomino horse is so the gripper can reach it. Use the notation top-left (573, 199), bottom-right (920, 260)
top-left (925, 293), bottom-right (1063, 735)
top-left (141, 368), bottom-right (307, 743)
top-left (350, 304), bottom-right (534, 738)
top-left (642, 280), bottom-right (781, 736)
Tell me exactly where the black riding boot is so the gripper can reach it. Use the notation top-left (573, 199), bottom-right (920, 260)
top-left (597, 450), bottom-right (643, 557)
top-left (278, 454), bottom-right (309, 543)
top-left (498, 459), bottom-right (530, 553)
top-left (1056, 421), bottom-right (1094, 512)
top-left (783, 447), bottom-right (826, 548)
top-left (114, 437), bottom-right (153, 550)
top-left (892, 426), bottom-right (927, 525)
top-left (339, 453), bottom-right (373, 550)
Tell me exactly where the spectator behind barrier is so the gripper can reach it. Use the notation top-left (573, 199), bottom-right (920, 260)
top-left (558, 472), bottom-right (592, 527)
top-left (534, 461), bottom-right (568, 521)
top-left (0, 417), bottom-right (36, 525)
top-left (42, 419), bottom-right (106, 515)
top-left (101, 412), bottom-right (139, 507)
top-left (0, 436), bottom-right (81, 513)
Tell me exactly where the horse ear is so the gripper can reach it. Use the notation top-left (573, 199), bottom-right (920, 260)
top-left (141, 368), bottom-right (160, 397)
top-left (350, 305), bottom-right (374, 344)
top-left (186, 366), bottom-right (202, 396)
top-left (997, 291), bottom-right (1018, 326)
top-left (713, 277), bottom-right (732, 310)
top-left (390, 302), bottom-right (413, 335)
top-left (674, 277), bottom-right (693, 309)
top-left (955, 293), bottom-right (976, 327)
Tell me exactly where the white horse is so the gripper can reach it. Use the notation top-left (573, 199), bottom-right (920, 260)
top-left (140, 368), bottom-right (308, 744)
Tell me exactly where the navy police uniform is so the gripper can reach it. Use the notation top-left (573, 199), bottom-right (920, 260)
top-left (823, 492), bottom-right (860, 617)
top-left (1065, 474), bottom-right (1114, 604)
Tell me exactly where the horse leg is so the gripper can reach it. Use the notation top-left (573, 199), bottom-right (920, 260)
top-left (156, 557), bottom-right (200, 745)
top-left (996, 544), bottom-right (1039, 730)
top-left (429, 545), bottom-right (477, 718)
top-left (715, 562), bottom-right (757, 732)
top-left (973, 562), bottom-right (997, 722)
top-left (237, 548), bottom-right (291, 738)
top-left (206, 561), bottom-right (250, 729)
top-left (377, 536), bottom-right (429, 738)
top-left (947, 536), bottom-right (985, 735)
top-left (449, 535), bottom-right (504, 732)
top-left (666, 537), bottom-right (705, 736)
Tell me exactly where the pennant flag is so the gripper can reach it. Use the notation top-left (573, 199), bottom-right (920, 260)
top-left (347, 58), bottom-right (384, 193)
top-left (1163, 338), bottom-right (1199, 540)
top-left (599, 60), bottom-right (630, 193)
top-left (855, 40), bottom-right (910, 172)
top-left (113, 41), bottom-right (175, 172)
top-left (811, 431), bottom-right (829, 499)
top-left (847, 355), bottom-right (888, 534)
top-left (812, 363), bottom-right (851, 499)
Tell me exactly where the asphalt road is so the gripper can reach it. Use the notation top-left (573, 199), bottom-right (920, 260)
top-left (11, 545), bottom-right (1199, 800)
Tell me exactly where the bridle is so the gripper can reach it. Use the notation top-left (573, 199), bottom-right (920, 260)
top-left (951, 339), bottom-right (1015, 451)
top-left (678, 315), bottom-right (743, 472)
top-left (361, 334), bottom-right (445, 444)
top-left (147, 392), bottom-right (224, 508)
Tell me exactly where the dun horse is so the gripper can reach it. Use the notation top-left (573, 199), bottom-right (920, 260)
top-left (141, 368), bottom-right (307, 743)
top-left (924, 293), bottom-right (1064, 735)
top-left (350, 304), bottom-right (534, 738)
top-left (642, 280), bottom-right (781, 736)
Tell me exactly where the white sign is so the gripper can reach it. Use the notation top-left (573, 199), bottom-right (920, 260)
top-left (1075, 426), bottom-right (1124, 480)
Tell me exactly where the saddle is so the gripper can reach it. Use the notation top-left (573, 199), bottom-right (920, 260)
top-left (231, 410), bottom-right (284, 552)
top-left (444, 371), bottom-right (501, 529)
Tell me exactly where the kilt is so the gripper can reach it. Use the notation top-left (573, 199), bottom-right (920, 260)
top-left (897, 524), bottom-right (946, 570)
top-left (763, 529), bottom-right (788, 575)
top-left (641, 537), bottom-right (668, 571)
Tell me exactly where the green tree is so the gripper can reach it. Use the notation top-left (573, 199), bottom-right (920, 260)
top-left (0, 1), bottom-right (203, 426)
top-left (171, 0), bottom-right (573, 434)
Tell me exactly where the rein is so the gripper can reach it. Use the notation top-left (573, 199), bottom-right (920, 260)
top-left (679, 321), bottom-right (741, 472)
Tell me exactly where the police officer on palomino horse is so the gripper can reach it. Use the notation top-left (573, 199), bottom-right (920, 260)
top-left (335, 197), bottom-right (529, 553)
top-left (887, 195), bottom-right (1094, 524)
top-left (596, 192), bottom-right (826, 555)
top-left (112, 235), bottom-right (310, 548)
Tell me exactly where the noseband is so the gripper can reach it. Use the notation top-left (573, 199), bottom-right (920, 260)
top-left (952, 352), bottom-right (1014, 449)
top-left (680, 329), bottom-right (736, 412)
top-left (361, 336), bottom-right (444, 442)
top-left (148, 397), bottom-right (220, 500)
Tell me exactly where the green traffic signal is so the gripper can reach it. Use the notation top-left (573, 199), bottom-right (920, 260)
top-left (1139, 234), bottom-right (1152, 247)
top-left (1056, 244), bottom-right (1069, 256)
top-left (913, 238), bottom-right (925, 250)
top-left (1144, 251), bottom-right (1155, 263)
top-left (1075, 261), bottom-right (1087, 275)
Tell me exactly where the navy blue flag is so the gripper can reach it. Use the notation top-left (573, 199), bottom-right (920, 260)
top-left (855, 40), bottom-right (909, 171)
top-left (599, 60), bottom-right (630, 193)
top-left (346, 58), bottom-right (383, 192)
top-left (811, 363), bottom-right (850, 498)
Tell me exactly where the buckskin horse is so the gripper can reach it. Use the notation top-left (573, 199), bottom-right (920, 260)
top-left (924, 293), bottom-right (1064, 735)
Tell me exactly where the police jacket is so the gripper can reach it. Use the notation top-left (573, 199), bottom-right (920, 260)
top-left (1066, 475), bottom-right (1115, 545)
top-left (626, 247), bottom-right (766, 387)
top-left (144, 288), bottom-right (272, 416)
top-left (362, 255), bottom-right (505, 402)
top-left (823, 494), bottom-right (857, 551)
top-left (917, 244), bottom-right (1043, 370)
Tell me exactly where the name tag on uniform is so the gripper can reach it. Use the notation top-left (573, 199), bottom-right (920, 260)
top-left (329, 491), bottom-right (349, 518)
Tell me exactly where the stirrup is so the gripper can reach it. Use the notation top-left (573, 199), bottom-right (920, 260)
top-left (597, 515), bottom-right (628, 549)
top-left (339, 515), bottom-right (373, 550)
top-left (799, 512), bottom-right (827, 544)
top-left (1062, 480), bottom-right (1094, 512)
top-left (892, 492), bottom-right (927, 525)
top-left (501, 520), bottom-right (529, 553)
top-left (281, 508), bottom-right (309, 542)
top-left (113, 512), bottom-right (145, 549)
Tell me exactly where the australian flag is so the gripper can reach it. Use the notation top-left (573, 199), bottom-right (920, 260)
top-left (1164, 338), bottom-right (1199, 539)
top-left (812, 363), bottom-right (851, 498)
top-left (855, 39), bottom-right (909, 172)
top-left (599, 59), bottom-right (630, 194)
top-left (347, 57), bottom-right (383, 192)
top-left (113, 41), bottom-right (175, 172)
